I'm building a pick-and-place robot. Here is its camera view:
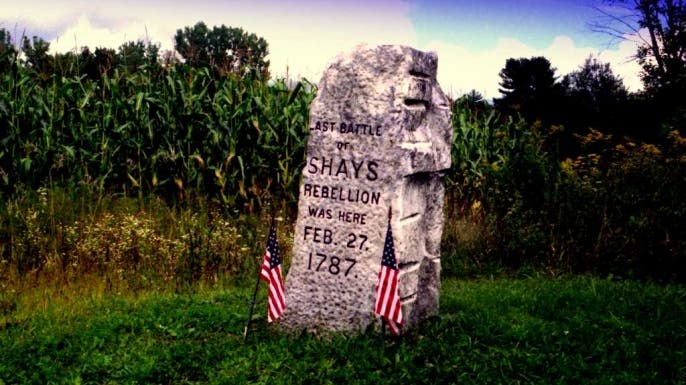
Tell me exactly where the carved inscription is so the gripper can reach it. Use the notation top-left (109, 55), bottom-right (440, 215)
top-left (297, 119), bottom-right (382, 280)
top-left (311, 120), bottom-right (382, 137)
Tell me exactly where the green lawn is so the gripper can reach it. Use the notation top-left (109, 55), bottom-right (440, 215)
top-left (1, 276), bottom-right (685, 384)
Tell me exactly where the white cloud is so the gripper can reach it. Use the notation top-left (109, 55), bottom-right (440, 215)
top-left (426, 33), bottom-right (643, 100)
top-left (48, 15), bottom-right (151, 52)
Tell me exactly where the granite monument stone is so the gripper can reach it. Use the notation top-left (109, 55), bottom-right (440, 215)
top-left (279, 44), bottom-right (452, 334)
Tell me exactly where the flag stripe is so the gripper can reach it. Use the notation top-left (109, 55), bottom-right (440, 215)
top-left (260, 254), bottom-right (271, 282)
top-left (374, 268), bottom-right (388, 314)
top-left (387, 319), bottom-right (399, 335)
top-left (268, 268), bottom-right (285, 311)
top-left (376, 267), bottom-right (400, 317)
top-left (260, 222), bottom-right (286, 322)
top-left (374, 217), bottom-right (403, 335)
top-left (386, 269), bottom-right (399, 317)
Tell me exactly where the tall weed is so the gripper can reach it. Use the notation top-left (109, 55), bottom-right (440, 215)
top-left (0, 188), bottom-right (294, 290)
top-left (443, 99), bottom-right (686, 281)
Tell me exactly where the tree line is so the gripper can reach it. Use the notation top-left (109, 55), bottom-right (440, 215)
top-left (0, 0), bottom-right (684, 281)
top-left (0, 21), bottom-right (268, 81)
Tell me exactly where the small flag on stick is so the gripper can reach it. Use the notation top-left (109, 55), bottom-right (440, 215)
top-left (260, 219), bottom-right (286, 322)
top-left (374, 208), bottom-right (403, 335)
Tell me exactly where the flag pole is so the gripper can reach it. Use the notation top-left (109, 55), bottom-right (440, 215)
top-left (243, 204), bottom-right (276, 341)
top-left (243, 265), bottom-right (262, 341)
top-left (381, 317), bottom-right (387, 344)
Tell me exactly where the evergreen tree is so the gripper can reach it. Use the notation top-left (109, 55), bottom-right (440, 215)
top-left (494, 56), bottom-right (563, 125)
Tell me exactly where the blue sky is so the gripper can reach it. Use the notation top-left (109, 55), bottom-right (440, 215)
top-left (0, 0), bottom-right (643, 98)
top-left (410, 0), bottom-right (609, 49)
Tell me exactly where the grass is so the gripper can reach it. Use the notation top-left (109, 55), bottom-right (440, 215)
top-left (1, 275), bottom-right (684, 384)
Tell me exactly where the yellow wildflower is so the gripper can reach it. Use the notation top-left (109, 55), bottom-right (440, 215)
top-left (640, 143), bottom-right (662, 156)
top-left (471, 200), bottom-right (482, 216)
top-left (667, 130), bottom-right (686, 146)
top-left (560, 158), bottom-right (574, 174)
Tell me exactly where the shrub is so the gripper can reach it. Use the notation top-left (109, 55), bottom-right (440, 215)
top-left (444, 101), bottom-right (686, 281)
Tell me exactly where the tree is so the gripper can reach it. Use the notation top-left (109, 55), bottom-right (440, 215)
top-left (591, 0), bottom-right (685, 129)
top-left (593, 0), bottom-right (685, 91)
top-left (174, 22), bottom-right (269, 78)
top-left (560, 55), bottom-right (629, 134)
top-left (22, 35), bottom-right (53, 77)
top-left (116, 40), bottom-right (160, 73)
top-left (494, 56), bottom-right (562, 124)
top-left (94, 47), bottom-right (116, 77)
top-left (0, 28), bottom-right (17, 73)
top-left (454, 89), bottom-right (492, 117)
top-left (635, 0), bottom-right (685, 93)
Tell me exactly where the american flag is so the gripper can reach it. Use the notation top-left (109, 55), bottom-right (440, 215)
top-left (374, 217), bottom-right (403, 335)
top-left (260, 221), bottom-right (286, 322)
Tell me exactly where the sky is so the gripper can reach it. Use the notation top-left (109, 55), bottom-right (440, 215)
top-left (0, 0), bottom-right (644, 99)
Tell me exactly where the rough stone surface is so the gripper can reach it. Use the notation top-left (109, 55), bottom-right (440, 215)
top-left (278, 45), bottom-right (452, 334)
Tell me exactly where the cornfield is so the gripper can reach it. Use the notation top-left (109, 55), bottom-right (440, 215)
top-left (0, 64), bottom-right (315, 208)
